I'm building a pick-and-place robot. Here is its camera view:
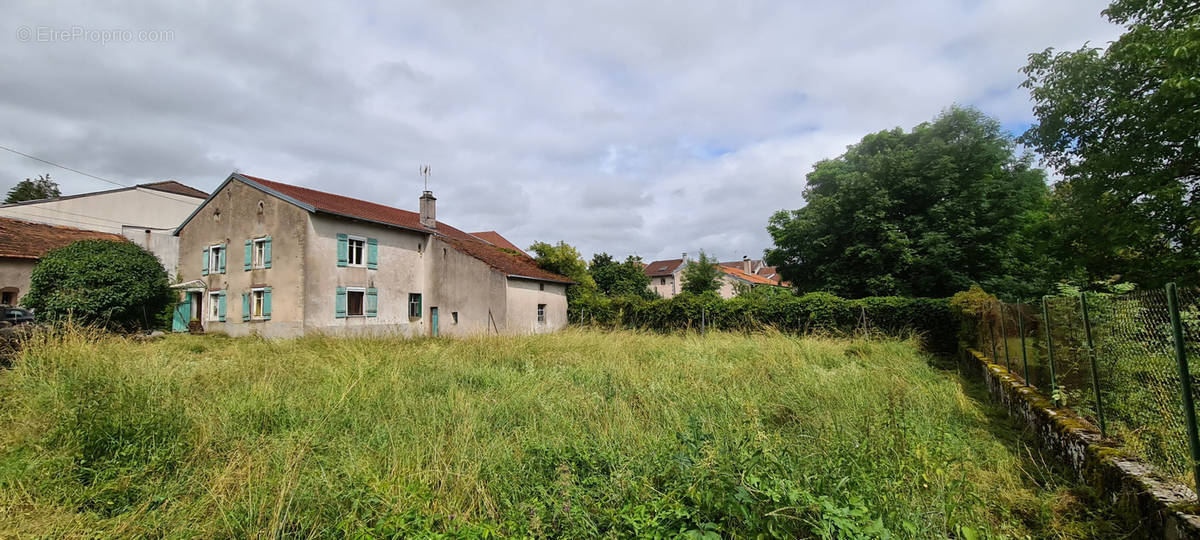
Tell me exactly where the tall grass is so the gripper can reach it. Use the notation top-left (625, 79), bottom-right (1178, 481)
top-left (0, 328), bottom-right (1123, 537)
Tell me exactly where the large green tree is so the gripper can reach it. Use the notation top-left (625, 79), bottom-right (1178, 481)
top-left (529, 240), bottom-right (595, 301)
top-left (1021, 0), bottom-right (1200, 287)
top-left (765, 106), bottom-right (1052, 299)
top-left (680, 251), bottom-right (722, 295)
top-left (5, 174), bottom-right (60, 203)
top-left (589, 253), bottom-right (654, 299)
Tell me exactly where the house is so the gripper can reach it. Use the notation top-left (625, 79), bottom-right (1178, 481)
top-left (172, 172), bottom-right (571, 338)
top-left (0, 217), bottom-right (127, 305)
top-left (644, 253), bottom-right (785, 299)
top-left (0, 181), bottom-right (208, 277)
top-left (719, 257), bottom-right (785, 286)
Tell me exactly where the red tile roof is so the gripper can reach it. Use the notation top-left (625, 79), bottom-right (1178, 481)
top-left (139, 181), bottom-right (208, 199)
top-left (443, 235), bottom-right (572, 283)
top-left (718, 264), bottom-right (782, 286)
top-left (242, 174), bottom-right (476, 240)
top-left (469, 231), bottom-right (530, 258)
top-left (235, 174), bottom-right (571, 283)
top-left (644, 258), bottom-right (685, 276)
top-left (0, 217), bottom-right (127, 260)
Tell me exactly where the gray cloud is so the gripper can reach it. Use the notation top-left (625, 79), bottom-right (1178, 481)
top-left (0, 0), bottom-right (1121, 262)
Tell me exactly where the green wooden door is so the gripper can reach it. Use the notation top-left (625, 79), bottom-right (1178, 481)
top-left (172, 294), bottom-right (191, 332)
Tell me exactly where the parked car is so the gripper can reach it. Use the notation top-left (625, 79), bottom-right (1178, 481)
top-left (0, 306), bottom-right (34, 326)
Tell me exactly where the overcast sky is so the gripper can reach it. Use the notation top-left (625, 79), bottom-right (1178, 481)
top-left (1, 1), bottom-right (1121, 263)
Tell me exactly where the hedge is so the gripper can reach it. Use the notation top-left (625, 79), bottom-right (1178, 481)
top-left (570, 289), bottom-right (958, 354)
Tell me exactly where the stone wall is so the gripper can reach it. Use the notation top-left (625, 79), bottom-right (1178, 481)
top-left (962, 347), bottom-right (1200, 538)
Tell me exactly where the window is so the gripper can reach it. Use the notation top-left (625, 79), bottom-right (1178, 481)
top-left (408, 293), bottom-right (422, 318)
top-left (347, 288), bottom-right (365, 316)
top-left (537, 304), bottom-right (546, 324)
top-left (209, 292), bottom-right (221, 321)
top-left (452, 311), bottom-right (459, 324)
top-left (0, 288), bottom-right (15, 305)
top-left (539, 283), bottom-right (545, 291)
top-left (252, 237), bottom-right (269, 268)
top-left (660, 277), bottom-right (666, 285)
top-left (204, 244), bottom-right (226, 275)
top-left (251, 289), bottom-right (266, 319)
top-left (347, 237), bottom-right (365, 266)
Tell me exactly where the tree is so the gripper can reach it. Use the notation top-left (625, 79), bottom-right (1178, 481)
top-left (528, 240), bottom-right (596, 301)
top-left (1020, 0), bottom-right (1200, 288)
top-left (765, 106), bottom-right (1052, 299)
top-left (5, 174), bottom-right (60, 203)
top-left (680, 251), bottom-right (722, 295)
top-left (23, 240), bottom-right (174, 330)
top-left (590, 252), bottom-right (654, 299)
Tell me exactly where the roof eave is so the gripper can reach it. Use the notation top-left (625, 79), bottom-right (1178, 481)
top-left (506, 274), bottom-right (576, 285)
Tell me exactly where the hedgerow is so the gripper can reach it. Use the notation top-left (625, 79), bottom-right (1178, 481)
top-left (571, 287), bottom-right (958, 353)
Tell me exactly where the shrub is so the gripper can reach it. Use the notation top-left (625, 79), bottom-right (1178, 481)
top-left (23, 240), bottom-right (174, 331)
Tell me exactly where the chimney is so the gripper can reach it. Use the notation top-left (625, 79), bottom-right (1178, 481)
top-left (419, 190), bottom-right (436, 228)
top-left (742, 255), bottom-right (751, 274)
top-left (681, 252), bottom-right (688, 264)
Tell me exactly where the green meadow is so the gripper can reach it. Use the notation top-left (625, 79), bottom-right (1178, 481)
top-left (0, 329), bottom-right (1127, 538)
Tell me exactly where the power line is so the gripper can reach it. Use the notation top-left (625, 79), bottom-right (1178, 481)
top-left (0, 143), bottom-right (198, 205)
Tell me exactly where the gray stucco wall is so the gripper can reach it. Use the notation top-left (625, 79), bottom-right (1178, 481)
top-left (176, 180), bottom-right (310, 337)
top-left (123, 227), bottom-right (181, 278)
top-left (424, 236), bottom-right (509, 337)
top-left (505, 279), bottom-right (568, 334)
top-left (303, 213), bottom-right (428, 336)
top-left (0, 258), bottom-right (35, 304)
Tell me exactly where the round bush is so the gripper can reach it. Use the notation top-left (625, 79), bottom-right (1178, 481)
top-left (23, 240), bottom-right (174, 330)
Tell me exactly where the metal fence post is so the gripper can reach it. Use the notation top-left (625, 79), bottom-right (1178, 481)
top-left (1167, 282), bottom-right (1200, 495)
top-left (1000, 303), bottom-right (1012, 372)
top-left (990, 303), bottom-right (999, 362)
top-left (1018, 304), bottom-right (1030, 386)
top-left (1079, 292), bottom-right (1106, 437)
top-left (1042, 296), bottom-right (1060, 405)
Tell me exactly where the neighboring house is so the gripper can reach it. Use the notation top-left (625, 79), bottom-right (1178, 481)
top-left (719, 256), bottom-right (785, 285)
top-left (0, 217), bottom-right (127, 305)
top-left (644, 253), bottom-right (786, 299)
top-left (172, 172), bottom-right (572, 338)
top-left (0, 181), bottom-right (208, 277)
top-left (644, 253), bottom-right (688, 298)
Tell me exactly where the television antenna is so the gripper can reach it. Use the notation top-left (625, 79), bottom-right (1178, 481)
top-left (420, 165), bottom-right (431, 191)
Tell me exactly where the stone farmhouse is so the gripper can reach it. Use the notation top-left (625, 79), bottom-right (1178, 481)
top-left (0, 181), bottom-right (208, 277)
top-left (0, 217), bottom-right (127, 305)
top-left (644, 253), bottom-right (784, 299)
top-left (172, 173), bottom-right (571, 338)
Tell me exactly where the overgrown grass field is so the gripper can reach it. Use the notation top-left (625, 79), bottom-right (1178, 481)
top-left (0, 329), bottom-right (1123, 537)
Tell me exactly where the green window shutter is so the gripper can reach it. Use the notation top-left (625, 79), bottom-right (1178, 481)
top-left (366, 287), bottom-right (378, 317)
top-left (218, 244), bottom-right (227, 273)
top-left (241, 292), bottom-right (250, 322)
top-left (244, 240), bottom-right (252, 271)
top-left (335, 287), bottom-right (347, 318)
top-left (337, 234), bottom-right (348, 267)
top-left (218, 291), bottom-right (227, 322)
top-left (367, 238), bottom-right (378, 270)
top-left (202, 247), bottom-right (210, 276)
top-left (263, 287), bottom-right (272, 320)
top-left (264, 237), bottom-right (272, 269)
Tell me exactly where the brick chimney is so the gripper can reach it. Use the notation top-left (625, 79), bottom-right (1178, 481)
top-left (742, 255), bottom-right (751, 274)
top-left (419, 190), bottom-right (436, 229)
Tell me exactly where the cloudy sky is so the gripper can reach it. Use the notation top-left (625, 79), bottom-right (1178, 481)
top-left (1, 1), bottom-right (1121, 263)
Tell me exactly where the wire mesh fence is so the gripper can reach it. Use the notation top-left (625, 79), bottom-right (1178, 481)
top-left (972, 284), bottom-right (1200, 493)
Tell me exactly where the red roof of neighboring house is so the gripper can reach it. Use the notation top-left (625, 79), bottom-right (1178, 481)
top-left (231, 174), bottom-right (571, 283)
top-left (139, 181), bottom-right (208, 199)
top-left (644, 258), bottom-right (685, 276)
top-left (718, 264), bottom-right (781, 286)
top-left (469, 231), bottom-right (529, 258)
top-left (0, 217), bottom-right (127, 260)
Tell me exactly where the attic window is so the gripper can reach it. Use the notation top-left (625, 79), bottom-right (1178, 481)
top-left (213, 208), bottom-right (221, 222)
top-left (257, 201), bottom-right (265, 213)
top-left (657, 265), bottom-right (667, 271)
